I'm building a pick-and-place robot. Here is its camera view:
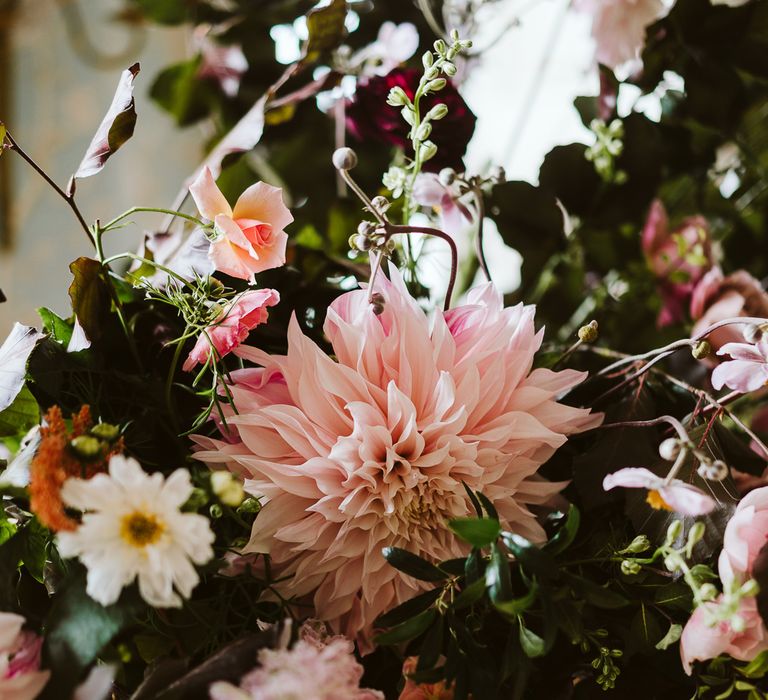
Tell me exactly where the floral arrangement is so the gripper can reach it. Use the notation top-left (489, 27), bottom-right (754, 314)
top-left (0, 0), bottom-right (767, 698)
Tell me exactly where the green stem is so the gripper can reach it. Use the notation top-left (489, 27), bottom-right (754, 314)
top-left (165, 337), bottom-right (185, 435)
top-left (102, 252), bottom-right (190, 286)
top-left (102, 206), bottom-right (205, 233)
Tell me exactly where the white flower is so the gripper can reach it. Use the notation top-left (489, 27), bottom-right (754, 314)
top-left (349, 21), bottom-right (419, 77)
top-left (57, 455), bottom-right (215, 608)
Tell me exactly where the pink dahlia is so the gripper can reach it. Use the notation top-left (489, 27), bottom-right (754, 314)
top-left (194, 269), bottom-right (600, 648)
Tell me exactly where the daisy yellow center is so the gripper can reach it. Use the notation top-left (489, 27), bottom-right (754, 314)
top-left (120, 511), bottom-right (165, 548)
top-left (646, 489), bottom-right (672, 511)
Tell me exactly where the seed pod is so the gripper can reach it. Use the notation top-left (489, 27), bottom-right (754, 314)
top-left (332, 147), bottom-right (358, 170)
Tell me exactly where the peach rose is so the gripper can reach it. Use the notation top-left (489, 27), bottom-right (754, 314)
top-left (190, 167), bottom-right (293, 283)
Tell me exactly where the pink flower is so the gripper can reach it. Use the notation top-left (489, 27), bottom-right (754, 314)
top-left (719, 486), bottom-right (768, 586)
top-left (193, 268), bottom-right (600, 649)
top-left (209, 622), bottom-right (382, 700)
top-left (691, 268), bottom-right (768, 354)
top-left (602, 467), bottom-right (716, 516)
top-left (641, 200), bottom-right (713, 327)
top-left (680, 596), bottom-right (768, 675)
top-left (574, 0), bottom-right (668, 71)
top-left (183, 289), bottom-right (280, 372)
top-left (412, 173), bottom-right (473, 238)
top-left (399, 657), bottom-right (454, 700)
top-left (0, 612), bottom-right (49, 700)
top-left (194, 27), bottom-right (248, 98)
top-left (349, 22), bottom-right (419, 77)
top-left (190, 167), bottom-right (293, 283)
top-left (711, 338), bottom-right (768, 394)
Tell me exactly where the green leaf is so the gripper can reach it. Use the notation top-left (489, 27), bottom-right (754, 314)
top-left (501, 532), bottom-right (558, 580)
top-left (294, 225), bottom-right (324, 251)
top-left (44, 569), bottom-right (142, 694)
top-left (150, 57), bottom-right (216, 127)
top-left (493, 583), bottom-right (537, 619)
top-left (449, 517), bottom-right (501, 548)
top-left (417, 613), bottom-right (444, 671)
top-left (20, 519), bottom-right (48, 583)
top-left (655, 622), bottom-right (683, 651)
top-left (375, 588), bottom-right (441, 628)
top-left (134, 633), bottom-right (176, 664)
top-left (134, 0), bottom-right (189, 24)
top-left (476, 492), bottom-right (499, 521)
top-left (629, 603), bottom-right (664, 654)
top-left (462, 482), bottom-right (482, 518)
top-left (544, 505), bottom-right (581, 555)
top-left (374, 608), bottom-right (436, 645)
top-left (740, 650), bottom-right (768, 679)
top-left (0, 513), bottom-right (16, 547)
top-left (68, 257), bottom-right (111, 343)
top-left (564, 573), bottom-right (629, 609)
top-left (382, 547), bottom-right (448, 582)
top-left (304, 0), bottom-right (347, 59)
top-left (453, 577), bottom-right (486, 610)
top-left (485, 543), bottom-right (512, 604)
top-left (0, 385), bottom-right (39, 438)
top-left (518, 619), bottom-right (546, 658)
top-left (37, 307), bottom-right (74, 346)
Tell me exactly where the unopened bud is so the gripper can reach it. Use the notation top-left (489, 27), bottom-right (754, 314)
top-left (357, 221), bottom-right (376, 236)
top-left (89, 422), bottom-right (120, 442)
top-left (664, 555), bottom-right (679, 572)
top-left (422, 51), bottom-right (434, 69)
top-left (184, 487), bottom-right (208, 511)
top-left (237, 497), bottom-right (261, 515)
top-left (353, 234), bottom-right (372, 252)
top-left (743, 323), bottom-right (768, 344)
top-left (442, 62), bottom-right (457, 77)
top-left (699, 583), bottom-right (718, 601)
top-left (370, 195), bottom-right (390, 213)
top-left (658, 438), bottom-right (681, 462)
top-left (70, 435), bottom-right (103, 459)
top-left (211, 471), bottom-right (245, 507)
top-left (426, 78), bottom-right (447, 93)
top-left (332, 147), bottom-right (358, 171)
top-left (730, 614), bottom-right (746, 633)
top-left (697, 459), bottom-right (728, 482)
top-left (666, 520), bottom-right (683, 544)
top-left (420, 140), bottom-right (438, 161)
top-left (687, 522), bottom-right (706, 549)
top-left (439, 167), bottom-right (456, 186)
top-left (622, 534), bottom-right (651, 554)
top-left (424, 65), bottom-right (440, 81)
top-left (415, 122), bottom-right (433, 142)
top-left (578, 320), bottom-right (599, 343)
top-left (427, 103), bottom-right (449, 121)
top-left (621, 560), bottom-right (641, 576)
top-left (433, 39), bottom-right (446, 55)
top-left (386, 86), bottom-right (409, 107)
top-left (692, 340), bottom-right (712, 360)
top-left (209, 503), bottom-right (224, 519)
top-left (370, 292), bottom-right (385, 316)
top-left (741, 579), bottom-right (760, 598)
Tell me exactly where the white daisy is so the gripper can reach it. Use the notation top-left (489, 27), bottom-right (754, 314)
top-left (56, 455), bottom-right (215, 608)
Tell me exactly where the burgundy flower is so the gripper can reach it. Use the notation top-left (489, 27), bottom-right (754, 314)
top-left (346, 68), bottom-right (476, 171)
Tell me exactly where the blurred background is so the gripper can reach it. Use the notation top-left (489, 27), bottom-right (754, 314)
top-left (0, 0), bottom-right (597, 332)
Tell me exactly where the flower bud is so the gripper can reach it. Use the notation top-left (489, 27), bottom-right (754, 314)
top-left (424, 65), bottom-right (440, 81)
top-left (422, 51), bottom-right (434, 69)
top-left (371, 195), bottom-right (390, 213)
top-left (420, 140), bottom-right (438, 161)
top-left (184, 487), bottom-right (208, 511)
top-left (415, 122), bottom-right (433, 142)
top-left (209, 503), bottom-right (224, 519)
top-left (237, 497), bottom-right (261, 515)
top-left (450, 28), bottom-right (460, 42)
top-left (699, 583), bottom-right (718, 601)
top-left (357, 221), bottom-right (376, 236)
top-left (623, 534), bottom-right (651, 554)
top-left (577, 320), bottom-right (599, 343)
top-left (621, 559), bottom-right (641, 576)
top-left (386, 86), bottom-right (409, 107)
top-left (664, 555), bottom-right (680, 572)
top-left (658, 438), bottom-right (681, 462)
top-left (427, 103), bottom-right (449, 121)
top-left (433, 39), bottom-right (446, 55)
top-left (697, 459), bottom-right (728, 482)
top-left (730, 614), bottom-right (746, 633)
top-left (353, 235), bottom-right (372, 252)
top-left (332, 147), bottom-right (358, 171)
top-left (70, 435), bottom-right (103, 459)
top-left (443, 62), bottom-right (458, 77)
top-left (439, 167), bottom-right (456, 186)
top-left (691, 340), bottom-right (712, 360)
top-left (687, 521), bottom-right (706, 549)
top-left (666, 519), bottom-right (683, 544)
top-left (211, 471), bottom-right (245, 507)
top-left (426, 78), bottom-right (447, 93)
top-left (370, 292), bottom-right (385, 316)
top-left (743, 323), bottom-right (768, 344)
top-left (89, 423), bottom-right (120, 442)
top-left (741, 579), bottom-right (760, 598)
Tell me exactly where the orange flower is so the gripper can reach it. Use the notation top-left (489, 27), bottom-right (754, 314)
top-left (29, 406), bottom-right (123, 531)
top-left (399, 657), bottom-right (455, 700)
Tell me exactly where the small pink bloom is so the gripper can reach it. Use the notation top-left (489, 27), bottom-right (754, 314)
top-left (209, 622), bottom-right (382, 700)
top-left (412, 173), bottom-right (472, 238)
top-left (691, 268), bottom-right (768, 354)
top-left (680, 596), bottom-right (768, 675)
top-left (574, 0), bottom-right (668, 71)
top-left (711, 338), bottom-right (768, 394)
top-left (602, 467), bottom-right (716, 516)
top-left (194, 27), bottom-right (248, 98)
top-left (641, 200), bottom-right (713, 327)
top-left (183, 289), bottom-right (280, 372)
top-left (190, 167), bottom-right (293, 283)
top-left (399, 657), bottom-right (454, 700)
top-left (718, 485), bottom-right (768, 586)
top-left (350, 22), bottom-right (419, 77)
top-left (0, 612), bottom-right (49, 700)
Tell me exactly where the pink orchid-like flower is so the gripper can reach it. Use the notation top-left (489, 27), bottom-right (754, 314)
top-left (349, 22), bottom-right (419, 77)
top-left (711, 338), bottom-right (768, 394)
top-left (209, 621), bottom-right (382, 700)
top-left (194, 27), bottom-right (249, 98)
top-left (680, 596), bottom-right (768, 675)
top-left (399, 657), bottom-right (454, 700)
top-left (190, 167), bottom-right (293, 283)
top-left (573, 0), bottom-right (668, 71)
top-left (183, 289), bottom-right (280, 372)
top-left (193, 267), bottom-right (600, 650)
top-left (681, 486), bottom-right (768, 673)
top-left (641, 200), bottom-right (714, 328)
top-left (412, 173), bottom-right (473, 238)
top-left (691, 268), bottom-right (768, 355)
top-left (603, 467), bottom-right (716, 516)
top-left (0, 612), bottom-right (49, 700)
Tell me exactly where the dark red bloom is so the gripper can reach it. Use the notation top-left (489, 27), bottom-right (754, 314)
top-left (346, 68), bottom-right (476, 171)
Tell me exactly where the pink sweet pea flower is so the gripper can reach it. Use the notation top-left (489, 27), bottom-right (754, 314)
top-left (603, 467), bottom-right (716, 516)
top-left (718, 486), bottom-right (768, 586)
top-left (711, 338), bottom-right (768, 394)
top-left (190, 167), bottom-right (293, 283)
top-left (412, 173), bottom-right (472, 238)
top-left (0, 612), bottom-right (49, 700)
top-left (183, 289), bottom-right (280, 372)
top-left (641, 200), bottom-right (713, 328)
top-left (680, 596), bottom-right (768, 675)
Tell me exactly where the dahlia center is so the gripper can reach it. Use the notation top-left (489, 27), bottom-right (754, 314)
top-left (120, 511), bottom-right (165, 547)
